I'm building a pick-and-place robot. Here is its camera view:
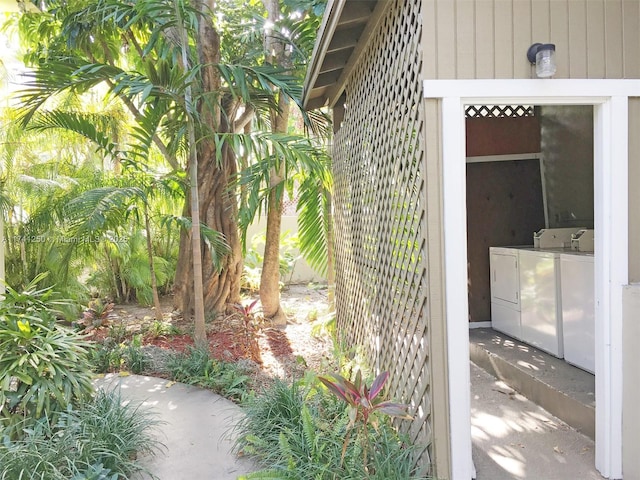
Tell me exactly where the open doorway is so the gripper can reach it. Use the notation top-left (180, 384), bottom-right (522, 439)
top-left (424, 79), bottom-right (631, 480)
top-left (465, 104), bottom-right (597, 478)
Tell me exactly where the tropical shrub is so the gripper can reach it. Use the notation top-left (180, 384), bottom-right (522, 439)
top-left (0, 278), bottom-right (93, 438)
top-left (86, 229), bottom-right (175, 305)
top-left (242, 231), bottom-right (300, 292)
top-left (235, 378), bottom-right (425, 480)
top-left (88, 334), bottom-right (150, 375)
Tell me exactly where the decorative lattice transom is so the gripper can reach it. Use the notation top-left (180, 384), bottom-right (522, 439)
top-left (465, 104), bottom-right (535, 118)
top-left (332, 0), bottom-right (431, 472)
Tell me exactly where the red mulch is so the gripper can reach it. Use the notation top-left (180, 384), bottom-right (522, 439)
top-left (145, 330), bottom-right (264, 365)
top-left (264, 329), bottom-right (294, 358)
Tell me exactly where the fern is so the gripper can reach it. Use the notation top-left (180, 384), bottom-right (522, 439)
top-left (301, 405), bottom-right (316, 452)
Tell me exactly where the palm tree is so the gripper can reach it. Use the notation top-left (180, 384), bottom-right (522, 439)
top-left (238, 0), bottom-right (330, 323)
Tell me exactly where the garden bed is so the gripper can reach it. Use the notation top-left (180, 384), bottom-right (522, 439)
top-left (87, 283), bottom-right (334, 390)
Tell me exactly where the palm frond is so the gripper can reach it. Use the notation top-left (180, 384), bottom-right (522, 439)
top-left (25, 110), bottom-right (122, 161)
top-left (64, 186), bottom-right (144, 238)
top-left (159, 215), bottom-right (230, 272)
top-left (216, 63), bottom-right (303, 112)
top-left (296, 169), bottom-right (332, 275)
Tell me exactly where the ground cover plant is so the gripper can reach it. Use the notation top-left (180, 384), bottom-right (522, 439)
top-left (165, 345), bottom-right (252, 402)
top-left (0, 390), bottom-right (162, 480)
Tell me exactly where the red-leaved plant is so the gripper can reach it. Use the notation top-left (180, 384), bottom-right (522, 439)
top-left (318, 369), bottom-right (412, 469)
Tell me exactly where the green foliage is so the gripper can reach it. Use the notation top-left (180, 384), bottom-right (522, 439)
top-left (145, 319), bottom-right (181, 339)
top-left (86, 228), bottom-right (175, 305)
top-left (296, 165), bottom-right (332, 276)
top-left (165, 346), bottom-right (250, 402)
top-left (88, 339), bottom-right (124, 374)
top-left (107, 321), bottom-right (127, 343)
top-left (0, 280), bottom-right (94, 438)
top-left (242, 231), bottom-right (300, 292)
top-left (124, 334), bottom-right (149, 374)
top-left (0, 273), bottom-right (72, 320)
top-left (235, 379), bottom-right (425, 480)
top-left (0, 389), bottom-right (162, 479)
top-left (3, 0), bottom-right (333, 312)
top-left (310, 311), bottom-right (335, 339)
top-left (88, 334), bottom-right (150, 375)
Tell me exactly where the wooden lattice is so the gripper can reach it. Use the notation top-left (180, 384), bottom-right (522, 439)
top-left (332, 0), bottom-right (431, 471)
top-left (465, 104), bottom-right (534, 118)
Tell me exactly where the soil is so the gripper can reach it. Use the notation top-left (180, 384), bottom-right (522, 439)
top-left (89, 284), bottom-right (334, 388)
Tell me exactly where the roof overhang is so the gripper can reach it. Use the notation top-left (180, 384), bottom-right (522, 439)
top-left (302, 0), bottom-right (387, 110)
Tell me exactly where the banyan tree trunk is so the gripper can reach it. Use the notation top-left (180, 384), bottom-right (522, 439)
top-left (173, 1), bottom-right (242, 318)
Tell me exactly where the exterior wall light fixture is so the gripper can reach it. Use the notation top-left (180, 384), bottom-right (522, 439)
top-left (527, 43), bottom-right (556, 78)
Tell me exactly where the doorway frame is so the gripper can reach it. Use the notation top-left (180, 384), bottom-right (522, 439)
top-left (424, 79), bottom-right (638, 479)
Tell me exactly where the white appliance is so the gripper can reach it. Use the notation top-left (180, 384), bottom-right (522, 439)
top-left (570, 229), bottom-right (595, 252)
top-left (518, 248), bottom-right (564, 357)
top-left (489, 247), bottom-right (521, 340)
top-left (533, 227), bottom-right (585, 249)
top-left (560, 252), bottom-right (595, 373)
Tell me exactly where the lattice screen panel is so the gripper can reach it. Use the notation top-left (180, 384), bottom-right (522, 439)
top-left (465, 104), bottom-right (535, 118)
top-left (332, 0), bottom-right (431, 471)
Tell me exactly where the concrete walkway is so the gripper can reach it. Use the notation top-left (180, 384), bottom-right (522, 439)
top-left (94, 369), bottom-right (603, 480)
top-left (94, 374), bottom-right (257, 480)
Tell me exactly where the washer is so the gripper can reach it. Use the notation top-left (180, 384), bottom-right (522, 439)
top-left (518, 248), bottom-right (564, 358)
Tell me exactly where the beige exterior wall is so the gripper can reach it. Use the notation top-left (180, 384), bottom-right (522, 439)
top-left (630, 98), bottom-right (640, 282)
top-left (419, 1), bottom-right (640, 478)
top-left (422, 0), bottom-right (640, 81)
top-left (623, 284), bottom-right (640, 479)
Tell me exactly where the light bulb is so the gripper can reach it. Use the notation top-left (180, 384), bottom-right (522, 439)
top-left (535, 44), bottom-right (556, 78)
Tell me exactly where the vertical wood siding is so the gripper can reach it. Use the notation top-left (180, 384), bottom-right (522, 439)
top-left (417, 2), bottom-right (640, 476)
top-left (423, 0), bottom-right (640, 80)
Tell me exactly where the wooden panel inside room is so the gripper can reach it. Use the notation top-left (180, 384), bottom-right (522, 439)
top-left (466, 115), bottom-right (544, 322)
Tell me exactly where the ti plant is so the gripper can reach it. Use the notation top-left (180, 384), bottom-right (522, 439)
top-left (78, 299), bottom-right (115, 331)
top-left (318, 370), bottom-right (412, 471)
top-left (231, 299), bottom-right (260, 318)
top-left (231, 299), bottom-right (262, 362)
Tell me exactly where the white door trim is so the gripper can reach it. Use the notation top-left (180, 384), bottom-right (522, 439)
top-left (424, 79), bottom-right (633, 479)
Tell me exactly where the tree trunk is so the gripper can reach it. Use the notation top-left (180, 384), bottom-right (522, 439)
top-left (143, 203), bottom-right (164, 321)
top-left (260, 170), bottom-right (286, 323)
top-left (173, 0), bottom-right (242, 319)
top-left (259, 0), bottom-right (289, 325)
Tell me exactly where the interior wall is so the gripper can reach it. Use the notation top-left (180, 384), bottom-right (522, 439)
top-left (539, 106), bottom-right (595, 229)
top-left (465, 115), bottom-right (543, 323)
top-left (466, 160), bottom-right (546, 322)
top-left (466, 116), bottom-right (540, 156)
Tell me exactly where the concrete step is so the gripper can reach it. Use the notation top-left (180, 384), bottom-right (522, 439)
top-left (469, 328), bottom-right (596, 440)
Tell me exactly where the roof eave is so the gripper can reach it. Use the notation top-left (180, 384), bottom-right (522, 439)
top-left (303, 0), bottom-right (388, 111)
top-left (302, 0), bottom-right (347, 110)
